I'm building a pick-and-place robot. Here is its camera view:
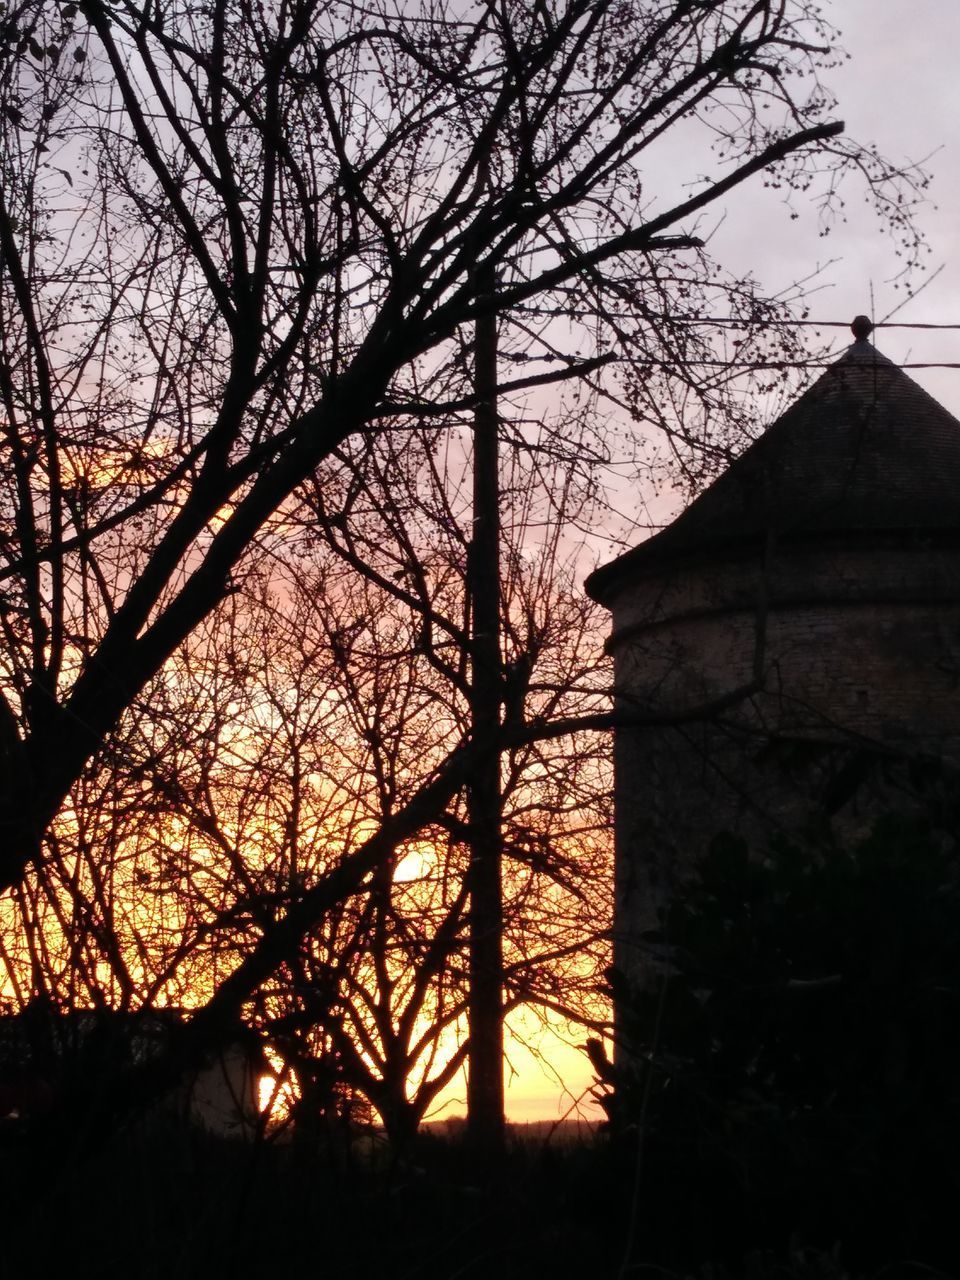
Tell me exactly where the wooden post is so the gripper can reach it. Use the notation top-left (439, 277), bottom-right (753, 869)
top-left (466, 260), bottom-right (505, 1162)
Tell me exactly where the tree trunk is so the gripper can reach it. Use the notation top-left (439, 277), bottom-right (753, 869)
top-left (466, 262), bottom-right (505, 1164)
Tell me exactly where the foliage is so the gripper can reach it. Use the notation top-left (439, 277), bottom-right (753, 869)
top-left (592, 814), bottom-right (960, 1271)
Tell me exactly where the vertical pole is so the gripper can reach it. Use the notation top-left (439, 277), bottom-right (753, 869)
top-left (466, 260), bottom-right (505, 1162)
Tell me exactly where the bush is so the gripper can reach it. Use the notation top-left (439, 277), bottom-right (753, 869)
top-left (593, 814), bottom-right (960, 1272)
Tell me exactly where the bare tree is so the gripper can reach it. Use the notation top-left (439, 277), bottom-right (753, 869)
top-left (0, 445), bottom-right (612, 1149)
top-left (0, 2), bottom-right (931, 1140)
top-left (0, 0), bottom-right (925, 898)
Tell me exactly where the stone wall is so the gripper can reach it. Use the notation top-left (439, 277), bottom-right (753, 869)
top-left (608, 536), bottom-right (960, 992)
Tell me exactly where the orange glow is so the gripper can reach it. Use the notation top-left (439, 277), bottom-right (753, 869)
top-left (0, 574), bottom-right (611, 1135)
top-left (424, 1006), bottom-right (605, 1126)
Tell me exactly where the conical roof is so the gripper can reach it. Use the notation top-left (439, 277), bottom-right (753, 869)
top-left (586, 334), bottom-right (960, 604)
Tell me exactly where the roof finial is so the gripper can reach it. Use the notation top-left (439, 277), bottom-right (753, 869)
top-left (851, 315), bottom-right (874, 343)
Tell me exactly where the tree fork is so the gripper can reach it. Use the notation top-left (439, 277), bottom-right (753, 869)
top-left (466, 260), bottom-right (505, 1162)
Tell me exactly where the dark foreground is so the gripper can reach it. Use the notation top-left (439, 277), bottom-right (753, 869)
top-left (0, 1119), bottom-right (956, 1280)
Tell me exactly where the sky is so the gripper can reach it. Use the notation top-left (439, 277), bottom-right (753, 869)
top-left (716, 0), bottom-right (960, 411)
top-left (3, 0), bottom-right (954, 1135)
top-left (503, 0), bottom-right (960, 1125)
top-left (829, 0), bottom-right (960, 375)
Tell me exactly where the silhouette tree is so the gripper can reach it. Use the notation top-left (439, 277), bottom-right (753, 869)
top-left (0, 439), bottom-right (612, 1146)
top-left (0, 0), bottom-right (928, 1117)
top-left (0, 0), bottom-right (924, 896)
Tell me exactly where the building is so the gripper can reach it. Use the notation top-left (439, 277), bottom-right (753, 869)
top-left (586, 319), bottom-right (960, 995)
top-left (0, 1005), bottom-right (263, 1139)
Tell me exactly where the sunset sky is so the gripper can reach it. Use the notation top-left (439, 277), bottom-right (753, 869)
top-left (2, 0), bottom-right (955, 1135)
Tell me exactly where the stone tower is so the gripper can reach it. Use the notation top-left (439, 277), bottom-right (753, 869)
top-left (585, 322), bottom-right (960, 992)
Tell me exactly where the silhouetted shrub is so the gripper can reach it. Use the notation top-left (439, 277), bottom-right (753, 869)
top-left (593, 814), bottom-right (960, 1272)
